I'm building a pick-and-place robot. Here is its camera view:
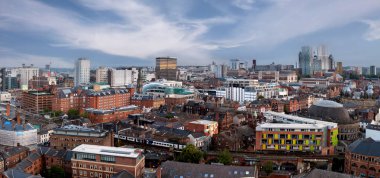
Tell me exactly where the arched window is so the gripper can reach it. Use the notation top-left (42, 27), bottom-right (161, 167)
top-left (351, 163), bottom-right (358, 168)
top-left (369, 167), bottom-right (376, 172)
top-left (360, 165), bottom-right (367, 169)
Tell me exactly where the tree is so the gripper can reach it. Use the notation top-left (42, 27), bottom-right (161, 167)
top-left (217, 149), bottom-right (233, 165)
top-left (67, 109), bottom-right (80, 119)
top-left (47, 165), bottom-right (65, 178)
top-left (176, 144), bottom-right (203, 163)
top-left (80, 112), bottom-right (89, 118)
top-left (257, 95), bottom-right (265, 100)
top-left (262, 161), bottom-right (274, 176)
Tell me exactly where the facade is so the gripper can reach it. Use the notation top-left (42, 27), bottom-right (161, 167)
top-left (130, 94), bottom-right (165, 109)
top-left (256, 111), bottom-right (338, 155)
top-left (155, 57), bottom-right (177, 80)
top-left (28, 76), bottom-right (56, 89)
top-left (71, 144), bottom-right (145, 178)
top-left (299, 46), bottom-right (313, 75)
top-left (0, 146), bottom-right (29, 170)
top-left (185, 120), bottom-right (218, 136)
top-left (336, 62), bottom-right (343, 74)
top-left (50, 125), bottom-right (114, 150)
top-left (0, 92), bottom-right (11, 102)
top-left (108, 68), bottom-right (138, 87)
top-left (370, 65), bottom-right (376, 76)
top-left (345, 138), bottom-right (380, 178)
top-left (74, 58), bottom-right (91, 86)
top-left (18, 65), bottom-right (39, 90)
top-left (300, 78), bottom-right (330, 88)
top-left (96, 66), bottom-right (109, 83)
top-left (21, 91), bottom-right (53, 114)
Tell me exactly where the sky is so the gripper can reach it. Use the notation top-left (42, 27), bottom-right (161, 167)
top-left (1, 0), bottom-right (380, 68)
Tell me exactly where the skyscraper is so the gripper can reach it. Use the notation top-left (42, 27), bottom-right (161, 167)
top-left (74, 58), bottom-right (90, 86)
top-left (155, 57), bottom-right (177, 80)
top-left (299, 46), bottom-right (313, 75)
top-left (18, 64), bottom-right (39, 90)
top-left (252, 59), bottom-right (257, 71)
top-left (370, 65), bottom-right (377, 76)
top-left (336, 62), bottom-right (343, 74)
top-left (230, 59), bottom-right (240, 70)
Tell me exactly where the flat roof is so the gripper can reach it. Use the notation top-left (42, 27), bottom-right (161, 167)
top-left (72, 144), bottom-right (142, 158)
top-left (257, 123), bottom-right (326, 130)
top-left (189, 120), bottom-right (217, 125)
top-left (265, 111), bottom-right (337, 128)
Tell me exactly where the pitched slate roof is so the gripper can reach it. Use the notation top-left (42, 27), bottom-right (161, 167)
top-left (160, 161), bottom-right (256, 178)
top-left (111, 170), bottom-right (135, 178)
top-left (295, 169), bottom-right (358, 178)
top-left (348, 137), bottom-right (380, 157)
top-left (2, 169), bottom-right (43, 178)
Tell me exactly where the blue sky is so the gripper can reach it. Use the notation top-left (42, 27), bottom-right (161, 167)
top-left (1, 0), bottom-right (380, 68)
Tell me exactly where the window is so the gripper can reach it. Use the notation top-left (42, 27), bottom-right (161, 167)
top-left (101, 155), bottom-right (116, 163)
top-left (73, 170), bottom-right (77, 175)
top-left (84, 171), bottom-right (87, 176)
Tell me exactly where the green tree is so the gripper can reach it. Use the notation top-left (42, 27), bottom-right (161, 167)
top-left (67, 109), bottom-right (80, 119)
top-left (176, 144), bottom-right (203, 163)
top-left (80, 112), bottom-right (89, 118)
top-left (262, 161), bottom-right (274, 176)
top-left (217, 149), bottom-right (233, 165)
top-left (47, 165), bottom-right (65, 178)
top-left (257, 95), bottom-right (265, 100)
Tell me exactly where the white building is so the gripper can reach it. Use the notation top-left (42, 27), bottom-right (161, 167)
top-left (18, 65), bottom-right (39, 90)
top-left (109, 68), bottom-right (139, 87)
top-left (74, 58), bottom-right (90, 86)
top-left (95, 66), bottom-right (109, 83)
top-left (366, 108), bottom-right (380, 141)
top-left (0, 91), bottom-right (11, 102)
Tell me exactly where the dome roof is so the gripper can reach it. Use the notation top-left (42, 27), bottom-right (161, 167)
top-left (309, 100), bottom-right (354, 124)
top-left (313, 100), bottom-right (343, 108)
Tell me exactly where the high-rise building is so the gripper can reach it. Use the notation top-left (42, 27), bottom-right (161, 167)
top-left (74, 58), bottom-right (90, 86)
top-left (230, 59), bottom-right (239, 70)
top-left (299, 46), bottom-right (313, 75)
top-left (370, 65), bottom-right (377, 76)
top-left (18, 64), bottom-right (39, 90)
top-left (336, 62), bottom-right (343, 74)
top-left (95, 66), bottom-right (109, 83)
top-left (155, 57), bottom-right (177, 80)
top-left (252, 59), bottom-right (257, 71)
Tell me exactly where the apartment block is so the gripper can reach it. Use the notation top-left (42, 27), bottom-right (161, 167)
top-left (71, 144), bottom-right (145, 178)
top-left (255, 111), bottom-right (338, 155)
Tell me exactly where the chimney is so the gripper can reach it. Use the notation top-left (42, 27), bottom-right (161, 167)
top-left (17, 113), bottom-right (21, 125)
top-left (6, 103), bottom-right (10, 117)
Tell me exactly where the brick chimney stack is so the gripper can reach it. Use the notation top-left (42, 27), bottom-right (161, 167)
top-left (17, 112), bottom-right (21, 125)
top-left (6, 103), bottom-right (10, 117)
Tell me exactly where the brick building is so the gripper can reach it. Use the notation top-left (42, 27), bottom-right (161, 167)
top-left (185, 120), bottom-right (218, 136)
top-left (71, 144), bottom-right (145, 178)
top-left (345, 138), bottom-right (380, 178)
top-left (21, 91), bottom-right (53, 114)
top-left (50, 125), bottom-right (114, 150)
top-left (131, 94), bottom-right (165, 109)
top-left (0, 146), bottom-right (29, 170)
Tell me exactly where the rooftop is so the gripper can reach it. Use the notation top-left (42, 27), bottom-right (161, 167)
top-left (189, 119), bottom-right (217, 125)
top-left (313, 100), bottom-right (343, 108)
top-left (348, 137), bottom-right (380, 157)
top-left (257, 123), bottom-right (327, 130)
top-left (264, 111), bottom-right (338, 128)
top-left (72, 144), bottom-right (143, 158)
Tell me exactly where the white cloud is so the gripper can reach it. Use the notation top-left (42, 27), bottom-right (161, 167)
top-left (232, 0), bottom-right (255, 10)
top-left (230, 0), bottom-right (380, 48)
top-left (0, 0), bottom-right (233, 65)
top-left (0, 47), bottom-right (73, 68)
top-left (363, 20), bottom-right (380, 41)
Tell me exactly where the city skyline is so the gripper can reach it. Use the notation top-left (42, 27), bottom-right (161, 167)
top-left (1, 0), bottom-right (380, 68)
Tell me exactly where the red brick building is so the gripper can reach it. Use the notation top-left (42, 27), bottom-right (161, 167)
top-left (131, 94), bottom-right (165, 109)
top-left (345, 138), bottom-right (380, 178)
top-left (71, 144), bottom-right (145, 178)
top-left (49, 125), bottom-right (114, 150)
top-left (21, 91), bottom-right (53, 114)
top-left (185, 120), bottom-right (218, 136)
